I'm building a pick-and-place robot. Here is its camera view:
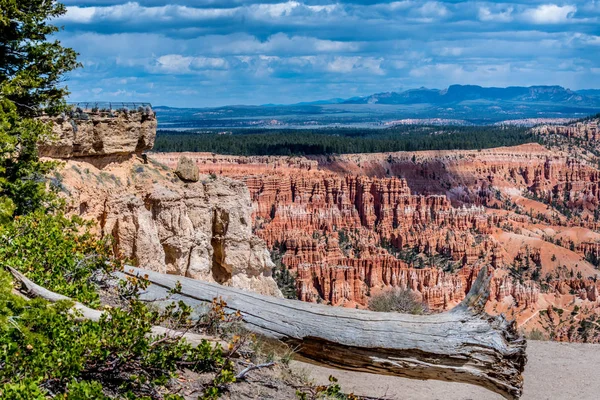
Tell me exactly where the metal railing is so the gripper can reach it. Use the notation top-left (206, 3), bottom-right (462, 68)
top-left (67, 102), bottom-right (152, 111)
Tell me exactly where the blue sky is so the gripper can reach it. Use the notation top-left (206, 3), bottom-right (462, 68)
top-left (57, 1), bottom-right (600, 107)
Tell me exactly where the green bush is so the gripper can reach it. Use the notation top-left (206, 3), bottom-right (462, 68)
top-left (0, 268), bottom-right (234, 398)
top-left (368, 288), bottom-right (429, 315)
top-left (0, 210), bottom-right (118, 307)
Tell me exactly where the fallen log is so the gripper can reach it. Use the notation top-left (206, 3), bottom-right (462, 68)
top-left (123, 266), bottom-right (527, 399)
top-left (7, 267), bottom-right (226, 348)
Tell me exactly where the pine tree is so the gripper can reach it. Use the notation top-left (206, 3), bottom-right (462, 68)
top-left (0, 0), bottom-right (79, 218)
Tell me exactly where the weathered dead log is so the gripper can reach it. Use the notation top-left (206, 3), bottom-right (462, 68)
top-left (122, 266), bottom-right (527, 399)
top-left (7, 267), bottom-right (226, 348)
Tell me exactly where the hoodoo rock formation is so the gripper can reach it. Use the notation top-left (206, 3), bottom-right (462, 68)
top-left (41, 109), bottom-right (600, 342)
top-left (152, 146), bottom-right (600, 342)
top-left (43, 110), bottom-right (281, 297)
top-left (534, 118), bottom-right (599, 141)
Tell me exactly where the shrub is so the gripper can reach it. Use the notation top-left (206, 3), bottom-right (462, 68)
top-left (368, 288), bottom-right (429, 315)
top-left (0, 210), bottom-right (119, 307)
top-left (0, 271), bottom-right (234, 399)
top-left (527, 329), bottom-right (547, 341)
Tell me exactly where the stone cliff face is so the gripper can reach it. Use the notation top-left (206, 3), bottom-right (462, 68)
top-left (152, 149), bottom-right (600, 342)
top-left (150, 153), bottom-right (506, 309)
top-left (43, 113), bottom-right (281, 297)
top-left (534, 118), bottom-right (599, 141)
top-left (39, 109), bottom-right (157, 158)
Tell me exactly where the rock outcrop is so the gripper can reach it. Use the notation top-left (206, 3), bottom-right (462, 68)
top-left (39, 109), bottom-right (157, 158)
top-left (151, 153), bottom-right (499, 309)
top-left (534, 118), bottom-right (599, 141)
top-left (152, 149), bottom-right (600, 342)
top-left (42, 113), bottom-right (281, 297)
top-left (174, 156), bottom-right (200, 182)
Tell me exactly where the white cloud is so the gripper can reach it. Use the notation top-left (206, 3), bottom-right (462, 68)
top-left (61, 2), bottom-right (238, 24)
top-left (252, 1), bottom-right (300, 18)
top-left (155, 54), bottom-right (192, 74)
top-left (326, 56), bottom-right (384, 75)
top-left (522, 4), bottom-right (577, 24)
top-left (388, 1), bottom-right (412, 11)
top-left (418, 2), bottom-right (449, 18)
top-left (306, 4), bottom-right (337, 14)
top-left (478, 6), bottom-right (514, 22)
top-left (437, 47), bottom-right (463, 57)
top-left (191, 57), bottom-right (229, 69)
top-left (57, 1), bottom-right (600, 106)
top-left (154, 54), bottom-right (228, 74)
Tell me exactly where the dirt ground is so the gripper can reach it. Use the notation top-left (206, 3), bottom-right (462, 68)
top-left (291, 340), bottom-right (600, 400)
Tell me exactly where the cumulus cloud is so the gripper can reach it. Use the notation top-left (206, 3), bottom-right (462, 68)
top-left (152, 55), bottom-right (229, 74)
top-left (58, 1), bottom-right (600, 106)
top-left (522, 4), bottom-right (578, 24)
top-left (61, 2), bottom-right (238, 24)
top-left (478, 6), bottom-right (514, 22)
top-left (418, 2), bottom-right (449, 18)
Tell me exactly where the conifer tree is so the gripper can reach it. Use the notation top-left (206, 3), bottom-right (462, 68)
top-left (0, 0), bottom-right (79, 218)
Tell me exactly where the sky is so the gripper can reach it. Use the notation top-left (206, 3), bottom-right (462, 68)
top-left (57, 1), bottom-right (600, 107)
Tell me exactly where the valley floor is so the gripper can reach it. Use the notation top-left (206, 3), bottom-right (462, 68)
top-left (292, 340), bottom-right (600, 400)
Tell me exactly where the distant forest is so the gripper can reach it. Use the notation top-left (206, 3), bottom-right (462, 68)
top-left (153, 125), bottom-right (539, 156)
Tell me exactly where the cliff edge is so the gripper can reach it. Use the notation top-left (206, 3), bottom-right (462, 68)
top-left (42, 108), bottom-right (281, 297)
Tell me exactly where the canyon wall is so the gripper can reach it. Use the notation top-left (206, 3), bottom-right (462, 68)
top-left (534, 118), bottom-right (599, 141)
top-left (43, 112), bottom-right (281, 297)
top-left (152, 148), bottom-right (600, 341)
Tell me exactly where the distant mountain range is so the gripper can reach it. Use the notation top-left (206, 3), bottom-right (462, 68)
top-left (341, 85), bottom-right (600, 107)
top-left (154, 84), bottom-right (600, 130)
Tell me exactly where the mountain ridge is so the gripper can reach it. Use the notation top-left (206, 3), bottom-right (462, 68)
top-left (343, 84), bottom-right (599, 106)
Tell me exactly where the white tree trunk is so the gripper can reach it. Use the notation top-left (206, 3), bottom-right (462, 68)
top-left (122, 266), bottom-right (527, 399)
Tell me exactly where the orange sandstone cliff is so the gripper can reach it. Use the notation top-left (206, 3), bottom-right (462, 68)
top-left (43, 110), bottom-right (282, 297)
top-left (152, 143), bottom-right (600, 342)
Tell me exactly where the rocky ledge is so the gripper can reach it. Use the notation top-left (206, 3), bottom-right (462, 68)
top-left (41, 109), bottom-right (281, 297)
top-left (39, 108), bottom-right (157, 158)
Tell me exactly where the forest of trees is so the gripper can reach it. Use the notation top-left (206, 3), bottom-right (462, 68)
top-left (154, 125), bottom-right (539, 155)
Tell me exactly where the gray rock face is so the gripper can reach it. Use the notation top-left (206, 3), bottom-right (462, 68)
top-left (39, 110), bottom-right (157, 158)
top-left (175, 156), bottom-right (200, 182)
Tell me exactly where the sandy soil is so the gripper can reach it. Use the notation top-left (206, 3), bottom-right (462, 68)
top-left (291, 340), bottom-right (600, 400)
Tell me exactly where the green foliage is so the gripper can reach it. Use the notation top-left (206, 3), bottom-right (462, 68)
top-left (585, 251), bottom-right (600, 269)
top-left (273, 264), bottom-right (298, 300)
top-left (270, 242), bottom-right (298, 299)
top-left (368, 288), bottom-right (428, 315)
top-left (65, 380), bottom-right (109, 400)
top-left (154, 125), bottom-right (537, 156)
top-left (1, 0), bottom-right (79, 219)
top-left (0, 209), bottom-right (118, 306)
top-left (0, 100), bottom-right (57, 217)
top-left (0, 270), bottom-right (233, 398)
top-left (0, 0), bottom-right (80, 114)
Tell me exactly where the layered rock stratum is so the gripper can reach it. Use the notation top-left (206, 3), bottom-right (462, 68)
top-left (44, 110), bottom-right (281, 297)
top-left (44, 109), bottom-right (600, 342)
top-left (152, 131), bottom-right (600, 342)
top-left (40, 108), bottom-right (157, 158)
